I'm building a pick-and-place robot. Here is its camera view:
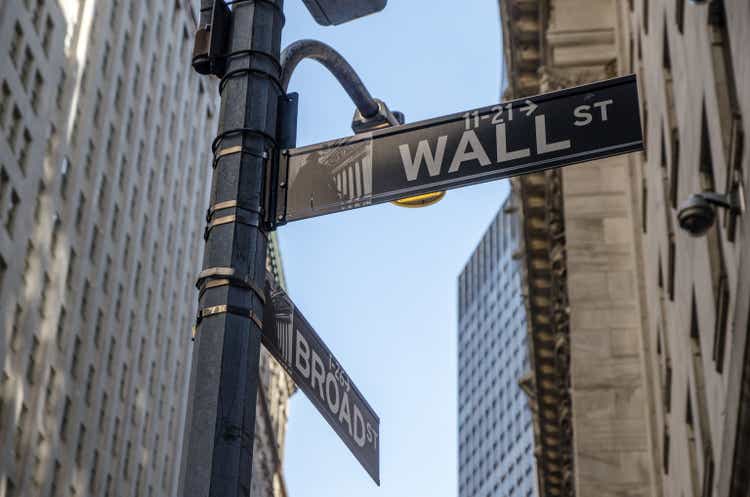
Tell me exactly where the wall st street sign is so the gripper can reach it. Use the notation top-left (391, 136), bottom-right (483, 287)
top-left (274, 75), bottom-right (643, 223)
top-left (263, 277), bottom-right (381, 484)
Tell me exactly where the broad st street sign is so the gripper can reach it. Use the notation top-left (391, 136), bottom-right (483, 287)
top-left (274, 75), bottom-right (643, 223)
top-left (262, 277), bottom-right (381, 484)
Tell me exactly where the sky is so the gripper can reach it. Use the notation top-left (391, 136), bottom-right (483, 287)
top-left (278, 2), bottom-right (507, 497)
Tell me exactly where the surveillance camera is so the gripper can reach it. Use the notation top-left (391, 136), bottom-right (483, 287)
top-left (677, 194), bottom-right (717, 237)
top-left (677, 190), bottom-right (743, 237)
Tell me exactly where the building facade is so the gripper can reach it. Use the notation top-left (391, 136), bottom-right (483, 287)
top-left (0, 1), bottom-right (293, 497)
top-left (500, 0), bottom-right (749, 497)
top-left (458, 193), bottom-right (537, 497)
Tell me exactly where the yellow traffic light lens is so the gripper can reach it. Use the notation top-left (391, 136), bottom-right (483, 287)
top-left (391, 191), bottom-right (446, 208)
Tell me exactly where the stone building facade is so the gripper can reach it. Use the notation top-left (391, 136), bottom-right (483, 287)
top-left (500, 0), bottom-right (749, 497)
top-left (0, 1), bottom-right (293, 497)
top-left (458, 192), bottom-right (537, 497)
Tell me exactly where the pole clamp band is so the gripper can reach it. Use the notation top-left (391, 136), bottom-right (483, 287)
top-left (206, 200), bottom-right (262, 222)
top-left (195, 304), bottom-right (263, 330)
top-left (213, 145), bottom-right (268, 168)
top-left (196, 267), bottom-right (266, 304)
top-left (204, 209), bottom-right (262, 239)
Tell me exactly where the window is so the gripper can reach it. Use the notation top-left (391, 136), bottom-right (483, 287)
top-left (123, 441), bottom-right (132, 478)
top-left (32, 180), bottom-right (45, 223)
top-left (89, 450), bottom-right (99, 492)
top-left (111, 417), bottom-right (120, 455)
top-left (115, 285), bottom-right (124, 319)
top-left (675, 0), bottom-right (685, 34)
top-left (51, 215), bottom-right (62, 254)
top-left (709, 0), bottom-right (743, 163)
top-left (27, 336), bottom-right (39, 384)
top-left (85, 366), bottom-right (95, 405)
top-left (81, 279), bottom-right (90, 320)
top-left (40, 272), bottom-right (50, 317)
top-left (99, 393), bottom-right (108, 432)
top-left (84, 140), bottom-right (95, 178)
top-left (101, 42), bottom-right (110, 74)
top-left (56, 307), bottom-right (67, 348)
top-left (106, 125), bottom-right (115, 159)
top-left (19, 129), bottom-right (31, 174)
top-left (109, 0), bottom-right (119, 29)
top-left (20, 47), bottom-right (33, 88)
top-left (107, 338), bottom-right (116, 376)
top-left (71, 336), bottom-right (82, 378)
top-left (641, 169), bottom-right (648, 233)
top-left (667, 234), bottom-right (676, 301)
top-left (31, 71), bottom-right (43, 113)
top-left (699, 107), bottom-right (731, 373)
top-left (75, 423), bottom-right (86, 465)
top-left (663, 22), bottom-right (679, 208)
top-left (686, 393), bottom-right (701, 494)
top-left (0, 81), bottom-right (10, 124)
top-left (102, 256), bottom-right (111, 292)
top-left (50, 460), bottom-right (61, 497)
top-left (89, 227), bottom-right (99, 261)
top-left (120, 364), bottom-right (128, 401)
top-left (31, 0), bottom-right (43, 30)
top-left (9, 22), bottom-right (23, 66)
top-left (93, 91), bottom-right (102, 124)
top-left (690, 294), bottom-right (716, 497)
top-left (43, 16), bottom-right (54, 55)
top-left (66, 248), bottom-right (76, 289)
top-left (44, 367), bottom-right (56, 412)
top-left (8, 105), bottom-right (21, 151)
top-left (111, 204), bottom-right (119, 239)
top-left (10, 304), bottom-right (23, 351)
top-left (665, 356), bottom-right (672, 413)
top-left (14, 404), bottom-right (26, 460)
top-left (60, 396), bottom-right (71, 440)
top-left (75, 193), bottom-right (86, 231)
top-left (56, 69), bottom-right (66, 110)
top-left (60, 156), bottom-right (70, 196)
top-left (5, 478), bottom-right (15, 497)
top-left (139, 337), bottom-right (147, 372)
top-left (115, 77), bottom-right (123, 110)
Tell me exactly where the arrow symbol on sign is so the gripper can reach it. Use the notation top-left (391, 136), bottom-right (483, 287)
top-left (521, 100), bottom-right (538, 116)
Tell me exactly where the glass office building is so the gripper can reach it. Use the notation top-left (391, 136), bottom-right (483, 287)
top-left (457, 192), bottom-right (536, 497)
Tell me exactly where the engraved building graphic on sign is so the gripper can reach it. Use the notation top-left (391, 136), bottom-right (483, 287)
top-left (287, 133), bottom-right (374, 218)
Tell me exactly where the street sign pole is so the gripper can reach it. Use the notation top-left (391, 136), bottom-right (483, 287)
top-left (179, 1), bottom-right (284, 496)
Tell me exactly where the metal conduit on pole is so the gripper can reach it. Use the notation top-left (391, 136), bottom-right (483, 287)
top-left (280, 39), bottom-right (401, 132)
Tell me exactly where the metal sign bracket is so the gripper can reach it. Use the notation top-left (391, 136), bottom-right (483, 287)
top-left (264, 92), bottom-right (298, 230)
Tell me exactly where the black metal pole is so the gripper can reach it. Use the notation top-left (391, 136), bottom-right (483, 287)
top-left (179, 1), bottom-right (284, 496)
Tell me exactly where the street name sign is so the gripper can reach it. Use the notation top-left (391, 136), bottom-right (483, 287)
top-left (262, 277), bottom-right (381, 484)
top-left (275, 74), bottom-right (643, 223)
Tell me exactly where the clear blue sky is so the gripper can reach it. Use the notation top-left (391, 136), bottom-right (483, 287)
top-left (278, 2), bottom-right (507, 497)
